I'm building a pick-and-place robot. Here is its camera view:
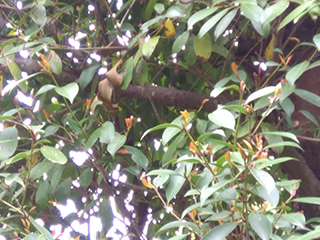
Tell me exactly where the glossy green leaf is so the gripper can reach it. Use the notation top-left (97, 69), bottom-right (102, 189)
top-left (107, 134), bottom-right (126, 158)
top-left (54, 177), bottom-right (72, 203)
top-left (256, 157), bottom-right (297, 170)
top-left (153, 175), bottom-right (169, 187)
top-left (142, 36), bottom-right (160, 59)
top-left (281, 213), bottom-right (306, 229)
top-left (202, 222), bottom-right (238, 240)
top-left (162, 132), bottom-right (186, 166)
top-left (200, 179), bottom-right (233, 206)
top-left (80, 168), bottom-right (93, 187)
top-left (245, 86), bottom-right (275, 104)
top-left (313, 33), bottom-right (320, 51)
top-left (29, 216), bottom-right (54, 240)
top-left (167, 234), bottom-right (189, 240)
top-left (250, 168), bottom-right (275, 194)
top-left (98, 199), bottom-right (114, 234)
top-left (24, 233), bottom-right (46, 240)
top-left (183, 34), bottom-right (197, 66)
top-left (36, 180), bottom-right (49, 208)
top-left (4, 173), bottom-right (24, 187)
top-left (241, 3), bottom-right (263, 21)
top-left (294, 88), bottom-right (320, 108)
top-left (260, 0), bottom-right (289, 27)
top-left (55, 82), bottom-right (79, 103)
top-left (100, 121), bottom-right (115, 144)
top-left (35, 84), bottom-right (56, 96)
top-left (43, 125), bottom-right (59, 138)
top-left (286, 61), bottom-right (309, 85)
top-left (301, 110), bottom-right (319, 126)
top-left (279, 1), bottom-right (314, 30)
top-left (188, 7), bottom-right (219, 29)
top-left (181, 199), bottom-right (223, 219)
top-left (287, 226), bottom-right (320, 240)
top-left (124, 145), bottom-right (149, 169)
top-left (261, 131), bottom-right (299, 143)
top-left (122, 57), bottom-right (134, 90)
top-left (7, 58), bottom-right (21, 82)
top-left (292, 197), bottom-right (320, 205)
top-left (31, 4), bottom-right (47, 25)
top-left (154, 3), bottom-right (165, 14)
top-left (0, 127), bottom-right (18, 161)
top-left (172, 31), bottom-right (189, 53)
top-left (145, 0), bottom-right (157, 20)
top-left (256, 185), bottom-right (279, 206)
top-left (208, 109), bottom-right (235, 130)
top-left (146, 169), bottom-right (180, 176)
top-left (214, 9), bottom-right (238, 40)
top-left (164, 6), bottom-right (186, 18)
top-left (141, 123), bottom-right (181, 140)
top-left (40, 146), bottom-right (67, 164)
top-left (135, 58), bottom-right (148, 85)
top-left (264, 141), bottom-right (303, 151)
top-left (48, 51), bottom-right (62, 75)
top-left (166, 163), bottom-right (192, 203)
top-left (249, 213), bottom-right (272, 240)
top-left (157, 220), bottom-right (198, 234)
top-left (199, 8), bottom-right (229, 39)
top-left (76, 65), bottom-right (99, 90)
top-left (194, 33), bottom-right (212, 61)
top-left (30, 159), bottom-right (54, 179)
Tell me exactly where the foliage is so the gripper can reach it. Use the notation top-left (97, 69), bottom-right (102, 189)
top-left (1, 0), bottom-right (320, 239)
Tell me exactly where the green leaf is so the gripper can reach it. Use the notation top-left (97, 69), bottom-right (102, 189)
top-left (164, 6), bottom-right (186, 18)
top-left (124, 146), bottom-right (149, 169)
top-left (40, 146), bottom-right (67, 164)
top-left (24, 233), bottom-right (46, 240)
top-left (35, 84), bottom-right (56, 96)
top-left (249, 213), bottom-right (272, 240)
top-left (166, 163), bottom-right (191, 203)
top-left (194, 33), bottom-right (212, 61)
top-left (48, 51), bottom-right (62, 75)
top-left (107, 134), bottom-right (126, 158)
top-left (0, 127), bottom-right (18, 161)
top-left (183, 34), bottom-right (197, 66)
top-left (146, 169), bottom-right (179, 176)
top-left (36, 180), bottom-right (49, 208)
top-left (80, 168), bottom-right (93, 187)
top-left (181, 199), bottom-right (225, 219)
top-left (261, 131), bottom-right (299, 143)
top-left (245, 86), bottom-right (275, 104)
top-left (30, 4), bottom-right (47, 25)
top-left (279, 1), bottom-right (314, 30)
top-left (167, 234), bottom-right (189, 240)
top-left (55, 82), bottom-right (79, 103)
top-left (54, 177), bottom-right (72, 203)
top-left (208, 109), bottom-right (235, 130)
top-left (135, 58), bottom-right (148, 85)
top-left (292, 197), bottom-right (320, 205)
top-left (30, 159), bottom-right (54, 179)
top-left (43, 125), bottom-right (59, 138)
top-left (172, 31), bottom-right (189, 53)
top-left (294, 88), bottom-right (320, 108)
top-left (261, 123), bottom-right (284, 154)
top-left (154, 3), bottom-right (165, 14)
top-left (145, 0), bottom-right (157, 20)
top-left (142, 36), bottom-right (160, 59)
top-left (157, 220), bottom-right (198, 234)
top-left (100, 121), bottom-right (115, 144)
top-left (200, 179), bottom-right (233, 206)
top-left (202, 222), bottom-right (238, 240)
top-left (281, 213), bottom-right (306, 229)
top-left (256, 185), bottom-right (279, 206)
top-left (250, 168), bottom-right (275, 194)
top-left (214, 9), bottom-right (238, 40)
top-left (313, 33), bottom-right (320, 51)
top-left (260, 0), bottom-right (289, 27)
top-left (264, 141), bottom-right (303, 151)
top-left (4, 173), bottom-right (24, 187)
top-left (241, 3), bottom-right (263, 21)
top-left (188, 7), bottom-right (219, 29)
top-left (29, 216), bottom-right (54, 240)
top-left (98, 199), bottom-right (114, 233)
top-left (286, 61), bottom-right (309, 85)
top-left (255, 157), bottom-right (297, 170)
top-left (141, 123), bottom-right (181, 140)
top-left (122, 57), bottom-right (134, 90)
top-left (76, 65), bottom-right (99, 90)
top-left (199, 8), bottom-right (229, 39)
top-left (287, 226), bottom-right (320, 240)
top-left (7, 60), bottom-right (21, 82)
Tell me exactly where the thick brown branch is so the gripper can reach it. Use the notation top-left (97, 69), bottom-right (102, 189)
top-left (122, 84), bottom-right (217, 113)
